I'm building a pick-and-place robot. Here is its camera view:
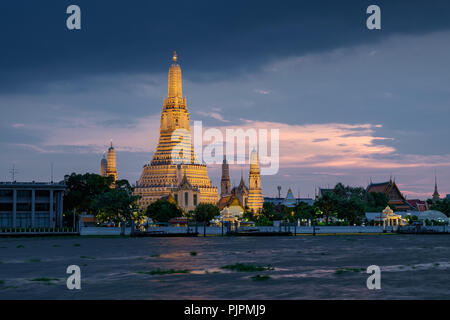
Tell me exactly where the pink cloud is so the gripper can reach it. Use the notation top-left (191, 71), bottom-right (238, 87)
top-left (213, 120), bottom-right (450, 171)
top-left (10, 115), bottom-right (449, 198)
top-left (196, 110), bottom-right (230, 122)
top-left (16, 115), bottom-right (450, 175)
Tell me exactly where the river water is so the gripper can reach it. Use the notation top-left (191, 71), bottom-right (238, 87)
top-left (0, 234), bottom-right (449, 299)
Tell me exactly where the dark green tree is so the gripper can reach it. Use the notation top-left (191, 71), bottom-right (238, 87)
top-left (242, 209), bottom-right (255, 222)
top-left (261, 202), bottom-right (284, 221)
top-left (144, 199), bottom-right (182, 223)
top-left (64, 172), bottom-right (115, 214)
top-left (429, 198), bottom-right (450, 217)
top-left (294, 201), bottom-right (315, 223)
top-left (405, 214), bottom-right (418, 224)
top-left (272, 204), bottom-right (286, 221)
top-left (314, 192), bottom-right (339, 224)
top-left (255, 214), bottom-right (272, 226)
top-left (193, 203), bottom-right (220, 236)
top-left (282, 206), bottom-right (296, 222)
top-left (365, 192), bottom-right (389, 212)
top-left (92, 182), bottom-right (141, 235)
top-left (255, 202), bottom-right (283, 221)
top-left (333, 183), bottom-right (366, 200)
top-left (333, 182), bottom-right (348, 198)
top-left (261, 202), bottom-right (275, 219)
top-left (336, 195), bottom-right (365, 225)
top-left (114, 179), bottom-right (134, 193)
top-left (244, 203), bottom-right (273, 226)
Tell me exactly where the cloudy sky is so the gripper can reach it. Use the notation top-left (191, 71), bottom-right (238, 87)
top-left (1, 0), bottom-right (449, 199)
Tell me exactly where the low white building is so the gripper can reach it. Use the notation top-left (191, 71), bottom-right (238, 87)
top-left (416, 210), bottom-right (449, 224)
top-left (365, 206), bottom-right (406, 226)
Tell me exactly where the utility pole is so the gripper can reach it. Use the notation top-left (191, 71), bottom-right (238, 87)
top-left (9, 164), bottom-right (19, 182)
top-left (73, 208), bottom-right (76, 231)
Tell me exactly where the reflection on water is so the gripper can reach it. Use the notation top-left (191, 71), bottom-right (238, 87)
top-left (0, 235), bottom-right (449, 299)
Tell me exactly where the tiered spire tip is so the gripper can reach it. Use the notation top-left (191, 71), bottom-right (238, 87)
top-left (173, 51), bottom-right (178, 63)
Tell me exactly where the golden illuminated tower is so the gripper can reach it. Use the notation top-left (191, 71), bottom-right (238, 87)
top-left (134, 52), bottom-right (219, 208)
top-left (247, 149), bottom-right (263, 213)
top-left (106, 141), bottom-right (118, 182)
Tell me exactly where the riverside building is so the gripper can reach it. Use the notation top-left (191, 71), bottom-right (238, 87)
top-left (0, 182), bottom-right (65, 228)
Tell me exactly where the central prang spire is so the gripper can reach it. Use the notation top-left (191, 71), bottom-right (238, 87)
top-left (155, 51), bottom-right (194, 163)
top-left (160, 51), bottom-right (190, 133)
top-left (172, 51), bottom-right (178, 63)
top-left (168, 50), bottom-right (183, 100)
top-left (134, 52), bottom-right (219, 208)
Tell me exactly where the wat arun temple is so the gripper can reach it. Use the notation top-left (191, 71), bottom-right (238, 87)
top-left (133, 52), bottom-right (220, 209)
top-left (128, 52), bottom-right (264, 213)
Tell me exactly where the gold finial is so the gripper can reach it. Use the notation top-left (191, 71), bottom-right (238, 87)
top-left (173, 51), bottom-right (178, 63)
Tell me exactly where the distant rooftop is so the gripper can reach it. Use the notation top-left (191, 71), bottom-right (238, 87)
top-left (264, 197), bottom-right (314, 201)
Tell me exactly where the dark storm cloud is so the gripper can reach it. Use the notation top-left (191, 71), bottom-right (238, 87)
top-left (1, 0), bottom-right (450, 91)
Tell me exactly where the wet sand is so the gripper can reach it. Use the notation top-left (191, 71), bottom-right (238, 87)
top-left (0, 234), bottom-right (449, 299)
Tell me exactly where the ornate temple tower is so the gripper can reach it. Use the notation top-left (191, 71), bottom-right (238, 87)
top-left (233, 173), bottom-right (249, 208)
top-left (246, 149), bottom-right (264, 213)
top-left (134, 52), bottom-right (219, 209)
top-left (106, 141), bottom-right (118, 182)
top-left (100, 153), bottom-right (107, 177)
top-left (432, 172), bottom-right (440, 202)
top-left (221, 155), bottom-right (231, 197)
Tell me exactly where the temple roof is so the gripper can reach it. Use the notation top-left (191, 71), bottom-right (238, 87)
top-left (176, 172), bottom-right (198, 191)
top-left (367, 180), bottom-right (406, 200)
top-left (366, 181), bottom-right (391, 193)
top-left (160, 193), bottom-right (177, 205)
top-left (406, 199), bottom-right (428, 212)
top-left (217, 195), bottom-right (232, 210)
top-left (218, 193), bottom-right (244, 211)
top-left (367, 180), bottom-right (413, 210)
top-left (238, 170), bottom-right (248, 188)
top-left (286, 188), bottom-right (295, 200)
